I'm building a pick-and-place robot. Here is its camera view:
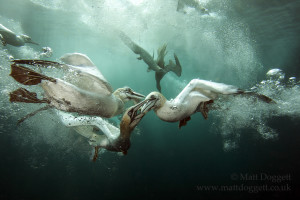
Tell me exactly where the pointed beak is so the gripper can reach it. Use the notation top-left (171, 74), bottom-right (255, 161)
top-left (140, 97), bottom-right (157, 114)
top-left (127, 90), bottom-right (145, 102)
top-left (29, 41), bottom-right (39, 45)
top-left (126, 98), bottom-right (157, 128)
top-left (127, 100), bottom-right (147, 121)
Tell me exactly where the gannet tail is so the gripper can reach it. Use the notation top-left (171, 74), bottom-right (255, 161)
top-left (156, 44), bottom-right (167, 68)
top-left (237, 91), bottom-right (275, 103)
top-left (10, 63), bottom-right (56, 85)
top-left (165, 53), bottom-right (182, 77)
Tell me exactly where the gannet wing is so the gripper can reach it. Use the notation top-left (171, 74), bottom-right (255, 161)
top-left (174, 79), bottom-right (240, 104)
top-left (60, 53), bottom-right (95, 67)
top-left (156, 44), bottom-right (167, 69)
top-left (12, 58), bottom-right (113, 95)
top-left (190, 79), bottom-right (241, 99)
top-left (60, 53), bottom-right (106, 80)
top-left (0, 24), bottom-right (17, 38)
top-left (65, 71), bottom-right (113, 95)
top-left (60, 53), bottom-right (113, 94)
top-left (57, 111), bottom-right (120, 140)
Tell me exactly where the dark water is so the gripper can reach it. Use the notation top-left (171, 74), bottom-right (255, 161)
top-left (1, 0), bottom-right (300, 199)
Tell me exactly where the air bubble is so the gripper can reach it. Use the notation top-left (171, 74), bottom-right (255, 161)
top-left (266, 68), bottom-right (285, 81)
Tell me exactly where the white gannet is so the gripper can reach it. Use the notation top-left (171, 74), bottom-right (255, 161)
top-left (141, 79), bottom-right (274, 128)
top-left (118, 31), bottom-right (182, 92)
top-left (58, 99), bottom-right (149, 160)
top-left (0, 23), bottom-right (39, 47)
top-left (9, 53), bottom-right (145, 118)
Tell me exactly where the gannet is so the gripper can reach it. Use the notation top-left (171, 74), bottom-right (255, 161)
top-left (9, 53), bottom-right (145, 118)
top-left (118, 31), bottom-right (182, 92)
top-left (141, 79), bottom-right (274, 128)
top-left (58, 99), bottom-right (150, 160)
top-left (0, 24), bottom-right (39, 47)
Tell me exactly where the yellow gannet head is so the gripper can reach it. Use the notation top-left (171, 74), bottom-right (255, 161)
top-left (120, 99), bottom-right (149, 135)
top-left (141, 91), bottom-right (166, 113)
top-left (114, 87), bottom-right (145, 103)
top-left (113, 100), bottom-right (149, 154)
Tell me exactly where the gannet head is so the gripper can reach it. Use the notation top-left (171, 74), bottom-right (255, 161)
top-left (108, 99), bottom-right (149, 154)
top-left (140, 92), bottom-right (166, 113)
top-left (20, 34), bottom-right (39, 45)
top-left (121, 99), bottom-right (149, 134)
top-left (114, 87), bottom-right (145, 103)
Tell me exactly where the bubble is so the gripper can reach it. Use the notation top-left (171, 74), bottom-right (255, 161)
top-left (288, 77), bottom-right (296, 86)
top-left (212, 68), bottom-right (300, 150)
top-left (266, 68), bottom-right (285, 81)
top-left (39, 46), bottom-right (53, 58)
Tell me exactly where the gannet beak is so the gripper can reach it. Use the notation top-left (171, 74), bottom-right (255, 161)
top-left (127, 90), bottom-right (145, 102)
top-left (127, 100), bottom-right (147, 121)
top-left (124, 99), bottom-right (153, 129)
top-left (140, 97), bottom-right (157, 114)
top-left (29, 41), bottom-right (39, 45)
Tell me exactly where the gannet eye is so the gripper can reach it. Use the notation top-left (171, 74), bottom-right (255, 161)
top-left (150, 95), bottom-right (156, 99)
top-left (123, 87), bottom-right (132, 94)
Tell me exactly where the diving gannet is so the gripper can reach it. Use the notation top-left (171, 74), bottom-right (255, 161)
top-left (119, 31), bottom-right (182, 92)
top-left (58, 99), bottom-right (149, 159)
top-left (9, 53), bottom-right (145, 118)
top-left (0, 24), bottom-right (39, 47)
top-left (141, 79), bottom-right (274, 128)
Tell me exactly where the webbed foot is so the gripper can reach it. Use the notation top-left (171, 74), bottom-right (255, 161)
top-left (179, 116), bottom-right (191, 129)
top-left (10, 64), bottom-right (56, 85)
top-left (92, 146), bottom-right (100, 162)
top-left (10, 88), bottom-right (49, 103)
top-left (197, 100), bottom-right (214, 119)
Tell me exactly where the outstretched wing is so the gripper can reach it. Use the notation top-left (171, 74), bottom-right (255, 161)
top-left (58, 110), bottom-right (120, 140)
top-left (156, 44), bottom-right (167, 69)
top-left (60, 53), bottom-right (113, 95)
top-left (13, 53), bottom-right (113, 95)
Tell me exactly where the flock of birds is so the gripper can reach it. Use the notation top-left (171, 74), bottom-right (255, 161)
top-left (1, 23), bottom-right (274, 161)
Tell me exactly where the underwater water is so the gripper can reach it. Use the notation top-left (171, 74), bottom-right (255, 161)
top-left (0, 0), bottom-right (300, 199)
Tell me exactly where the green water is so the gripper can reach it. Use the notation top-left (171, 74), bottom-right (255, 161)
top-left (0, 0), bottom-right (299, 199)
